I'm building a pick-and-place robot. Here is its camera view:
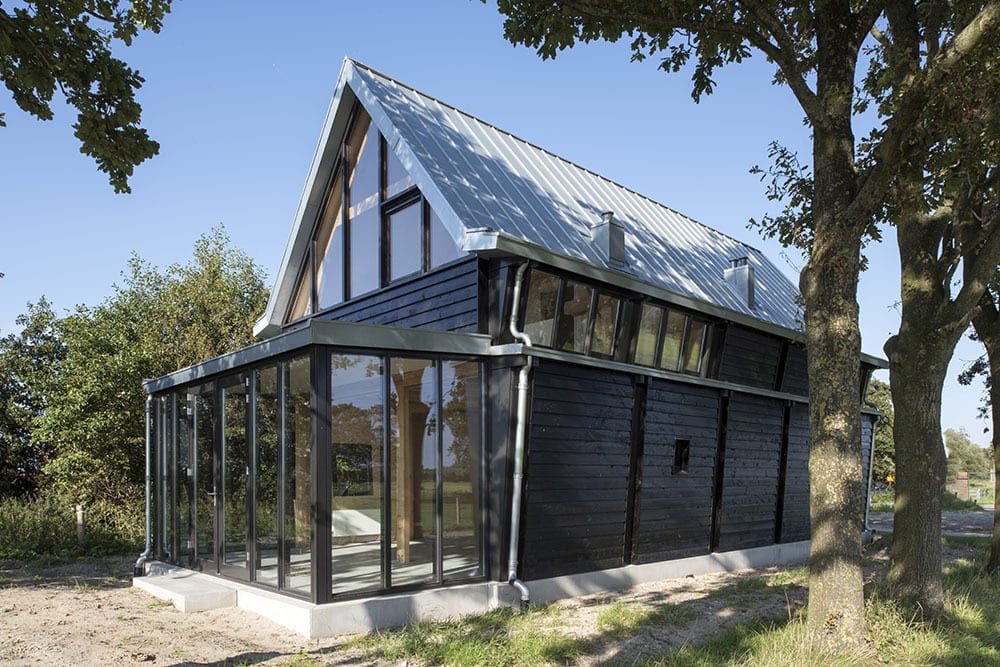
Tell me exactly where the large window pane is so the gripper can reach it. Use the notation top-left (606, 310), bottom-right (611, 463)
top-left (389, 202), bottom-right (422, 281)
top-left (316, 172), bottom-right (344, 308)
top-left (430, 206), bottom-right (462, 268)
top-left (557, 281), bottom-right (593, 353)
top-left (634, 304), bottom-right (662, 366)
top-left (389, 358), bottom-right (437, 587)
top-left (287, 262), bottom-right (312, 322)
top-left (523, 270), bottom-right (560, 346)
top-left (590, 293), bottom-right (621, 357)
top-left (348, 111), bottom-right (380, 297)
top-left (331, 354), bottom-right (384, 595)
top-left (684, 319), bottom-right (708, 373)
top-left (441, 361), bottom-right (481, 580)
top-left (195, 386), bottom-right (215, 567)
top-left (158, 396), bottom-right (174, 561)
top-left (659, 310), bottom-right (687, 371)
top-left (254, 366), bottom-right (280, 588)
top-left (283, 356), bottom-right (312, 595)
top-left (222, 379), bottom-right (248, 572)
top-left (175, 393), bottom-right (193, 564)
top-left (384, 141), bottom-right (413, 199)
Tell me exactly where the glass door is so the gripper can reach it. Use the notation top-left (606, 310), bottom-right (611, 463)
top-left (194, 384), bottom-right (217, 572)
top-left (220, 375), bottom-right (250, 579)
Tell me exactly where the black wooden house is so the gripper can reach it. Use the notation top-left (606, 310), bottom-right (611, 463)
top-left (138, 59), bottom-right (882, 635)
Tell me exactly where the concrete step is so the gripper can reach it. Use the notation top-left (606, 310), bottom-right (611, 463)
top-left (133, 564), bottom-right (237, 612)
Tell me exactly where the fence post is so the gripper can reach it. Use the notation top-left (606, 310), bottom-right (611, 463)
top-left (76, 504), bottom-right (85, 545)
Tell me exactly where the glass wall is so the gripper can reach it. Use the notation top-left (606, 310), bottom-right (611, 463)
top-left (389, 357), bottom-right (436, 587)
top-left (283, 356), bottom-right (312, 594)
top-left (286, 100), bottom-right (467, 325)
top-left (331, 354), bottom-right (384, 595)
top-left (254, 365), bottom-right (280, 587)
top-left (153, 346), bottom-right (482, 603)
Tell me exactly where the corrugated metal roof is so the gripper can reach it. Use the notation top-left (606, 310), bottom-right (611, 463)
top-left (349, 61), bottom-right (803, 332)
top-left (255, 59), bottom-right (804, 338)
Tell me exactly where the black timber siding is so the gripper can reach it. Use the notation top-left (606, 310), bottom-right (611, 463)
top-left (716, 393), bottom-right (785, 551)
top-left (633, 380), bottom-right (719, 563)
top-left (316, 256), bottom-right (481, 332)
top-left (718, 326), bottom-right (784, 390)
top-left (521, 361), bottom-right (634, 579)
top-left (779, 404), bottom-right (810, 542)
top-left (862, 412), bottom-right (876, 509)
top-left (779, 344), bottom-right (808, 396)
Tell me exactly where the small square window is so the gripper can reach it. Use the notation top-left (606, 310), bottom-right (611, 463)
top-left (672, 439), bottom-right (690, 475)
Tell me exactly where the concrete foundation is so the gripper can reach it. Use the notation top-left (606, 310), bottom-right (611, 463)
top-left (132, 540), bottom-right (809, 637)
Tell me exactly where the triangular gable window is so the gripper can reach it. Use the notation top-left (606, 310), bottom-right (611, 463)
top-left (284, 99), bottom-right (464, 326)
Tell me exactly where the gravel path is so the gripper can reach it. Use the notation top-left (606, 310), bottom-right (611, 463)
top-left (868, 507), bottom-right (995, 537)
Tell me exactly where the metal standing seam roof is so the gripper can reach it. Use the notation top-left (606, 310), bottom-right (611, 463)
top-left (254, 58), bottom-right (805, 339)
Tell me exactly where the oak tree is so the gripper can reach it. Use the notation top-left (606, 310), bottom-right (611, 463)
top-left (0, 0), bottom-right (171, 192)
top-left (490, 0), bottom-right (1000, 649)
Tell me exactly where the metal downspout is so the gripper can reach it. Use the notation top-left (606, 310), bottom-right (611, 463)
top-left (507, 262), bottom-right (532, 608)
top-left (134, 395), bottom-right (153, 577)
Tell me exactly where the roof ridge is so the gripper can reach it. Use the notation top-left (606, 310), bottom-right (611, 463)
top-left (348, 58), bottom-right (762, 256)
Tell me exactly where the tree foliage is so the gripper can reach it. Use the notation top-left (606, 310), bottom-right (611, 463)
top-left (26, 225), bottom-right (268, 506)
top-left (0, 298), bottom-right (65, 497)
top-left (0, 0), bottom-right (172, 192)
top-left (489, 0), bottom-right (1000, 649)
top-left (866, 378), bottom-right (894, 486)
top-left (944, 428), bottom-right (991, 480)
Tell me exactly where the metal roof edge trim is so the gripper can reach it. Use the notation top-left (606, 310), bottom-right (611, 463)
top-left (145, 320), bottom-right (494, 394)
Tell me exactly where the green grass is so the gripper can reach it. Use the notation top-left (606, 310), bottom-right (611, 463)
top-left (349, 605), bottom-right (590, 667)
top-left (870, 490), bottom-right (985, 513)
top-left (349, 537), bottom-right (1000, 666)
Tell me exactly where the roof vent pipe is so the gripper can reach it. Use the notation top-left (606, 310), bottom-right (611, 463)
top-left (724, 256), bottom-right (756, 309)
top-left (590, 211), bottom-right (627, 266)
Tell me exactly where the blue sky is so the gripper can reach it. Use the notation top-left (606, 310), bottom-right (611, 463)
top-left (0, 1), bottom-right (989, 443)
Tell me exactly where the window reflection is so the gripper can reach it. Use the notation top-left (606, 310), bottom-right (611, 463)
top-left (684, 319), bottom-right (707, 373)
top-left (222, 378), bottom-right (248, 572)
top-left (316, 172), bottom-right (344, 308)
top-left (195, 387), bottom-right (215, 568)
top-left (384, 140), bottom-right (413, 199)
top-left (523, 271), bottom-right (560, 346)
top-left (254, 366), bottom-right (280, 588)
top-left (441, 361), bottom-right (481, 580)
top-left (348, 111), bottom-right (380, 297)
top-left (283, 356), bottom-right (312, 594)
top-left (331, 354), bottom-right (384, 595)
top-left (659, 311), bottom-right (687, 371)
top-left (591, 293), bottom-right (620, 357)
top-left (634, 304), bottom-right (662, 366)
top-left (389, 202), bottom-right (422, 281)
top-left (389, 358), bottom-right (436, 587)
top-left (557, 281), bottom-right (593, 353)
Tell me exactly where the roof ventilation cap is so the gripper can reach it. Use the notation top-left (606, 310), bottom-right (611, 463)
top-left (590, 211), bottom-right (627, 266)
top-left (724, 256), bottom-right (756, 309)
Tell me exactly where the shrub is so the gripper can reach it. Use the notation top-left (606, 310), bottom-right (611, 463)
top-left (0, 489), bottom-right (143, 559)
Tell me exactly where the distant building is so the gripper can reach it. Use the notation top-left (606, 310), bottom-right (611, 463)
top-left (138, 59), bottom-right (883, 636)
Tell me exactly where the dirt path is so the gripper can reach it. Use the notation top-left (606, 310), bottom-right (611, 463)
top-left (0, 535), bottom-right (980, 666)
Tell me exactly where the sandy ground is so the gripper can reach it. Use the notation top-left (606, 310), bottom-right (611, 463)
top-left (0, 513), bottom-right (990, 666)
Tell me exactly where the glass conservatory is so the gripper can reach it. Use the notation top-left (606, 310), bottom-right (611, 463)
top-left (148, 321), bottom-right (488, 604)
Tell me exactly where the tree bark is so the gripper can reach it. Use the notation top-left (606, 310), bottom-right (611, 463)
top-left (802, 6), bottom-right (866, 648)
top-left (970, 298), bottom-right (1000, 573)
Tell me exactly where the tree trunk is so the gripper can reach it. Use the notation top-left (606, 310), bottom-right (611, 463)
top-left (801, 11), bottom-right (866, 642)
top-left (884, 343), bottom-right (951, 616)
top-left (801, 238), bottom-right (865, 650)
top-left (970, 300), bottom-right (1000, 573)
